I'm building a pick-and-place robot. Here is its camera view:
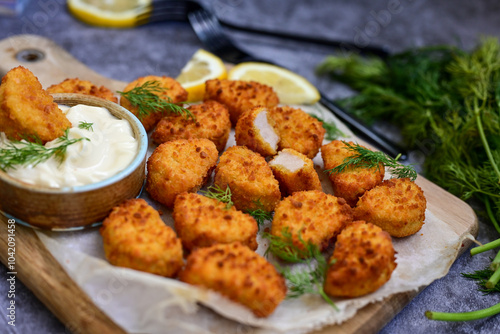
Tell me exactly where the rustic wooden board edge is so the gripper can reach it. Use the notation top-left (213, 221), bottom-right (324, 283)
top-left (0, 34), bottom-right (479, 334)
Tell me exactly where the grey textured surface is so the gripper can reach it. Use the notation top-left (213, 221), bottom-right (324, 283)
top-left (1, 0), bottom-right (500, 333)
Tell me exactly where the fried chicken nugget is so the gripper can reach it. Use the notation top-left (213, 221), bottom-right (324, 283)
top-left (152, 100), bottom-right (231, 152)
top-left (100, 198), bottom-right (183, 278)
top-left (271, 190), bottom-right (352, 258)
top-left (146, 138), bottom-right (218, 208)
top-left (269, 106), bottom-right (325, 159)
top-left (353, 178), bottom-right (426, 237)
top-left (204, 79), bottom-right (279, 125)
top-left (321, 140), bottom-right (384, 207)
top-left (173, 192), bottom-right (258, 251)
top-left (179, 242), bottom-right (287, 317)
top-left (235, 106), bottom-right (280, 157)
top-left (214, 146), bottom-right (281, 212)
top-left (324, 221), bottom-right (397, 298)
top-left (0, 66), bottom-right (71, 143)
top-left (269, 148), bottom-right (322, 196)
top-left (120, 75), bottom-right (188, 132)
top-left (46, 78), bottom-right (118, 103)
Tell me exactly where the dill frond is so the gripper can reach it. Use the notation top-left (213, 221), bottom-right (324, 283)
top-left (78, 121), bottom-right (94, 131)
top-left (310, 114), bottom-right (346, 140)
top-left (200, 184), bottom-right (234, 210)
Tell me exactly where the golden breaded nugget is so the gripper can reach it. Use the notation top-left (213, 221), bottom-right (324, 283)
top-left (269, 148), bottom-right (322, 196)
top-left (120, 75), bottom-right (188, 132)
top-left (321, 140), bottom-right (384, 207)
top-left (173, 192), bottom-right (258, 251)
top-left (271, 190), bottom-right (352, 257)
top-left (324, 221), bottom-right (397, 298)
top-left (269, 106), bottom-right (325, 159)
top-left (214, 146), bottom-right (281, 212)
top-left (353, 178), bottom-right (426, 237)
top-left (204, 79), bottom-right (279, 125)
top-left (235, 106), bottom-right (280, 157)
top-left (179, 242), bottom-right (287, 317)
top-left (0, 66), bottom-right (71, 143)
top-left (46, 78), bottom-right (118, 103)
top-left (100, 198), bottom-right (183, 277)
top-left (146, 138), bottom-right (218, 208)
top-left (152, 100), bottom-right (231, 152)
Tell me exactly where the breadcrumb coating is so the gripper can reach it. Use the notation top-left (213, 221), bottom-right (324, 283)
top-left (120, 75), bottom-right (187, 132)
top-left (269, 148), bottom-right (322, 196)
top-left (173, 192), bottom-right (258, 251)
top-left (100, 198), bottom-right (183, 278)
top-left (214, 145), bottom-right (281, 212)
top-left (146, 138), bottom-right (218, 208)
top-left (321, 140), bottom-right (384, 207)
top-left (235, 106), bottom-right (280, 157)
top-left (46, 78), bottom-right (118, 103)
top-left (178, 242), bottom-right (287, 317)
top-left (269, 106), bottom-right (325, 159)
top-left (353, 178), bottom-right (426, 237)
top-left (324, 220), bottom-right (397, 298)
top-left (204, 79), bottom-right (279, 125)
top-left (271, 190), bottom-right (352, 257)
top-left (0, 66), bottom-right (71, 143)
top-left (152, 100), bottom-right (231, 152)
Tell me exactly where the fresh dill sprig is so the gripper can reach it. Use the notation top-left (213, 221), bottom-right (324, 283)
top-left (264, 228), bottom-right (338, 310)
top-left (310, 114), bottom-right (346, 140)
top-left (0, 130), bottom-right (88, 171)
top-left (325, 141), bottom-right (417, 181)
top-left (78, 121), bottom-right (94, 131)
top-left (245, 200), bottom-right (273, 229)
top-left (200, 184), bottom-right (234, 210)
top-left (117, 80), bottom-right (194, 120)
top-left (462, 267), bottom-right (500, 294)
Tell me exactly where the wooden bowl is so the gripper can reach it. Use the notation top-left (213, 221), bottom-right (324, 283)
top-left (0, 94), bottom-right (148, 231)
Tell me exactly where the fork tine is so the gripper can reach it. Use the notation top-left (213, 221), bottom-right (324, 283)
top-left (136, 0), bottom-right (191, 25)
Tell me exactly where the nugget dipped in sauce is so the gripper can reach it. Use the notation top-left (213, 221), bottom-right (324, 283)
top-left (152, 100), bottom-right (231, 152)
top-left (120, 75), bottom-right (187, 132)
top-left (100, 198), bottom-right (184, 278)
top-left (235, 106), bottom-right (280, 157)
top-left (173, 192), bottom-right (258, 251)
top-left (269, 106), bottom-right (325, 159)
top-left (146, 138), bottom-right (218, 208)
top-left (46, 78), bottom-right (118, 103)
top-left (214, 145), bottom-right (281, 212)
top-left (354, 178), bottom-right (426, 237)
top-left (321, 140), bottom-right (384, 207)
top-left (0, 66), bottom-right (71, 143)
top-left (270, 190), bottom-right (352, 259)
top-left (179, 242), bottom-right (287, 317)
top-left (324, 221), bottom-right (397, 298)
top-left (204, 79), bottom-right (279, 125)
top-left (269, 148), bottom-right (322, 196)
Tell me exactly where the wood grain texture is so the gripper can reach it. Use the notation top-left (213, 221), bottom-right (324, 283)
top-left (0, 34), bottom-right (479, 334)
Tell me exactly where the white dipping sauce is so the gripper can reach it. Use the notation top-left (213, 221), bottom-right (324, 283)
top-left (2, 104), bottom-right (138, 188)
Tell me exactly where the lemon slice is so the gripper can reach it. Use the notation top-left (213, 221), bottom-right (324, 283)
top-left (176, 49), bottom-right (227, 102)
top-left (67, 0), bottom-right (150, 28)
top-left (228, 62), bottom-right (320, 105)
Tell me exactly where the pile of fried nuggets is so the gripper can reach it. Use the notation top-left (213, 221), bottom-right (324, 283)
top-left (5, 67), bottom-right (427, 318)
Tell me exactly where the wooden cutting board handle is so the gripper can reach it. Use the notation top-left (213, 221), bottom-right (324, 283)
top-left (0, 34), bottom-right (126, 91)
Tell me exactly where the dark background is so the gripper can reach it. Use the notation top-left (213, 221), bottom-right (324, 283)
top-left (1, 0), bottom-right (500, 333)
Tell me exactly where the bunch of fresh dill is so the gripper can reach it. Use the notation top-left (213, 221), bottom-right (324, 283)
top-left (317, 37), bottom-right (500, 234)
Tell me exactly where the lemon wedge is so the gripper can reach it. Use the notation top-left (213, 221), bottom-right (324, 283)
top-left (228, 62), bottom-right (320, 105)
top-left (176, 49), bottom-right (227, 102)
top-left (67, 0), bottom-right (150, 28)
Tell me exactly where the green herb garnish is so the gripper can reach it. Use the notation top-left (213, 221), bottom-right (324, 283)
top-left (78, 121), bottom-right (94, 131)
top-left (310, 114), bottom-right (346, 140)
top-left (245, 200), bottom-right (273, 229)
top-left (117, 80), bottom-right (194, 120)
top-left (200, 184), bottom-right (234, 209)
top-left (0, 130), bottom-right (88, 171)
top-left (325, 141), bottom-right (417, 180)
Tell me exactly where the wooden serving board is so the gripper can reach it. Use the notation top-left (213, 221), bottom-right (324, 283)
top-left (0, 34), bottom-right (478, 334)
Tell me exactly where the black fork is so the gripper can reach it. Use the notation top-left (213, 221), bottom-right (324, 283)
top-left (186, 3), bottom-right (407, 159)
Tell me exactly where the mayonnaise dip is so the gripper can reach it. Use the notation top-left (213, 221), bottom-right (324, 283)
top-left (1, 104), bottom-right (138, 188)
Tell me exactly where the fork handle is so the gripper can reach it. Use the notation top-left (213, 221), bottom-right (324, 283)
top-left (319, 95), bottom-right (408, 160)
